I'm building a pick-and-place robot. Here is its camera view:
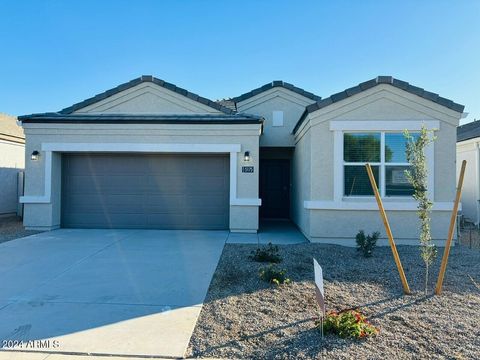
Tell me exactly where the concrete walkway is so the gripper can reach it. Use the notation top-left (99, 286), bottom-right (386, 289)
top-left (0, 229), bottom-right (227, 358)
top-left (227, 220), bottom-right (307, 244)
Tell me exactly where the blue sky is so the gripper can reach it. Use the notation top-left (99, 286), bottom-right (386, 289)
top-left (1, 0), bottom-right (478, 123)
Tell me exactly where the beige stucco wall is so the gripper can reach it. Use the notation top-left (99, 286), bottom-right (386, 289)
top-left (237, 87), bottom-right (316, 233)
top-left (237, 88), bottom-right (315, 147)
top-left (291, 130), bottom-right (311, 235)
top-left (294, 84), bottom-right (462, 244)
top-left (22, 123), bottom-right (261, 231)
top-left (74, 83), bottom-right (223, 114)
top-left (457, 140), bottom-right (479, 224)
top-left (308, 210), bottom-right (454, 245)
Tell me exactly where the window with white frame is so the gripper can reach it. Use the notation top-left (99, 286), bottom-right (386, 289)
top-left (343, 132), bottom-right (419, 197)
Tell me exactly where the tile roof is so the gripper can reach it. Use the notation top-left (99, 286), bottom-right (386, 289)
top-left (232, 80), bottom-right (322, 103)
top-left (0, 113), bottom-right (24, 144)
top-left (457, 121), bottom-right (480, 142)
top-left (59, 75), bottom-right (236, 115)
top-left (293, 76), bottom-right (466, 134)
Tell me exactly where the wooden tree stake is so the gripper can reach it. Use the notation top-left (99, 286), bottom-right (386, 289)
top-left (435, 160), bottom-right (467, 295)
top-left (365, 164), bottom-right (411, 295)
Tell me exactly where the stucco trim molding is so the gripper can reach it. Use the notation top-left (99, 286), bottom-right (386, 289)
top-left (304, 200), bottom-right (458, 211)
top-left (41, 142), bottom-right (242, 153)
top-left (231, 198), bottom-right (262, 206)
top-left (329, 120), bottom-right (440, 131)
top-left (20, 143), bottom-right (261, 207)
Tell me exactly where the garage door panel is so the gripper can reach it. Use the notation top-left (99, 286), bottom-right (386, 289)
top-left (185, 176), bottom-right (227, 193)
top-left (101, 156), bottom-right (148, 174)
top-left (65, 176), bottom-right (146, 194)
top-left (66, 194), bottom-right (146, 207)
top-left (65, 176), bottom-right (103, 192)
top-left (63, 206), bottom-right (146, 216)
top-left (187, 207), bottom-right (227, 216)
top-left (144, 196), bottom-right (186, 213)
top-left (107, 194), bottom-right (149, 205)
top-left (63, 194), bottom-right (104, 207)
top-left (63, 199), bottom-right (146, 214)
top-left (146, 157), bottom-right (187, 174)
top-left (62, 213), bottom-right (146, 227)
top-left (187, 214), bottom-right (229, 228)
top-left (101, 176), bottom-right (145, 191)
top-left (105, 201), bottom-right (145, 214)
top-left (66, 155), bottom-right (142, 174)
top-left (144, 176), bottom-right (187, 193)
top-left (146, 214), bottom-right (187, 228)
top-left (186, 195), bottom-right (226, 210)
top-left (62, 154), bottom-right (229, 229)
top-left (64, 158), bottom-right (106, 175)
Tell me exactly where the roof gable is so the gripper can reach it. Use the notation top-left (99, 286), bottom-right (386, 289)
top-left (236, 86), bottom-right (317, 113)
top-left (61, 76), bottom-right (235, 115)
top-left (232, 80), bottom-right (321, 104)
top-left (71, 83), bottom-right (223, 114)
top-left (336, 95), bottom-right (438, 120)
top-left (293, 76), bottom-right (465, 134)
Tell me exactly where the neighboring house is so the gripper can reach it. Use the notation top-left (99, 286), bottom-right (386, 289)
top-left (18, 75), bottom-right (464, 244)
top-left (0, 113), bottom-right (25, 216)
top-left (457, 121), bottom-right (480, 225)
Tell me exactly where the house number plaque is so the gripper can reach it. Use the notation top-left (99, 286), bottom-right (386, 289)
top-left (242, 166), bottom-right (254, 173)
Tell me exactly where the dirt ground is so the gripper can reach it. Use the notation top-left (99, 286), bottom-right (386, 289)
top-left (188, 243), bottom-right (480, 360)
top-left (0, 216), bottom-right (42, 244)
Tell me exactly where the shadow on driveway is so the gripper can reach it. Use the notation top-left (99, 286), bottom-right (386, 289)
top-left (0, 229), bottom-right (227, 358)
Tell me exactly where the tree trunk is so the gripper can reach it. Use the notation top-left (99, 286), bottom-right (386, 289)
top-left (425, 263), bottom-right (429, 295)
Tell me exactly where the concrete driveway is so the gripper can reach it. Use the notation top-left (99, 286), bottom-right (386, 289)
top-left (0, 229), bottom-right (227, 358)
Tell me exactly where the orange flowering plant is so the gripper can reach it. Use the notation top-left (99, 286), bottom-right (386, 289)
top-left (315, 309), bottom-right (379, 339)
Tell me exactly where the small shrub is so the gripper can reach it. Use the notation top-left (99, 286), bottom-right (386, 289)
top-left (355, 230), bottom-right (380, 257)
top-left (316, 309), bottom-right (379, 339)
top-left (250, 242), bottom-right (282, 263)
top-left (259, 265), bottom-right (291, 285)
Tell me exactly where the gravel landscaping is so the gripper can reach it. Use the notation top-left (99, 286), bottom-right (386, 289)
top-left (187, 243), bottom-right (480, 359)
top-left (459, 227), bottom-right (480, 249)
top-left (0, 216), bottom-right (42, 244)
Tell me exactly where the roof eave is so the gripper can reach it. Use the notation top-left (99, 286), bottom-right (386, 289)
top-left (18, 113), bottom-right (264, 125)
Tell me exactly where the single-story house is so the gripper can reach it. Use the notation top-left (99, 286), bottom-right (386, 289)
top-left (457, 121), bottom-right (480, 225)
top-left (0, 113), bottom-right (25, 216)
top-left (18, 75), bottom-right (464, 244)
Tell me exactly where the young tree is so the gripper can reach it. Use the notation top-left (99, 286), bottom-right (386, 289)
top-left (404, 126), bottom-right (437, 294)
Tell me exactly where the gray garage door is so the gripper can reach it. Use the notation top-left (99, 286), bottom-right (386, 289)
top-left (61, 153), bottom-right (229, 229)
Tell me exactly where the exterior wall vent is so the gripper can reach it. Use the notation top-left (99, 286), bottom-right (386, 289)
top-left (272, 111), bottom-right (284, 127)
